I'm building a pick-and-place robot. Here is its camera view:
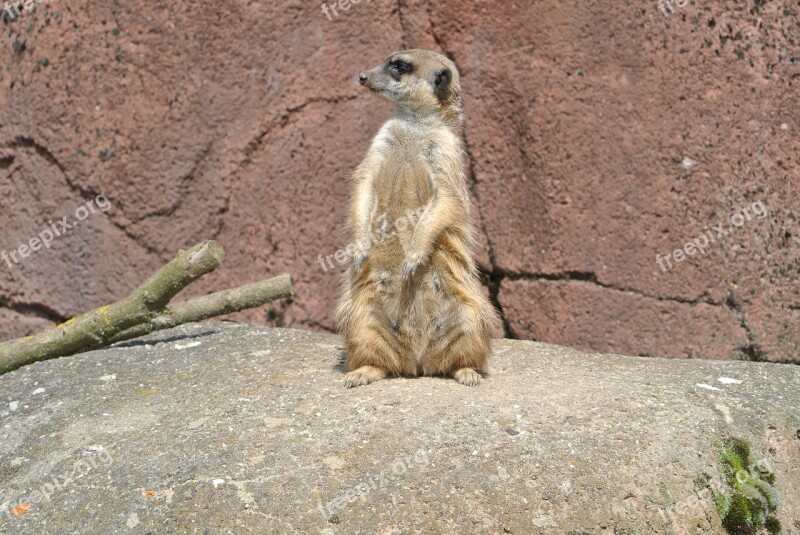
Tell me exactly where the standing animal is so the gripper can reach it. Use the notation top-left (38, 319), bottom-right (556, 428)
top-left (336, 49), bottom-right (501, 388)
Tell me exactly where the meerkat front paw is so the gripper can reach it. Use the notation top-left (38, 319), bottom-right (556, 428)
top-left (344, 365), bottom-right (387, 388)
top-left (401, 250), bottom-right (426, 278)
top-left (351, 237), bottom-right (372, 272)
top-left (451, 368), bottom-right (482, 386)
top-left (354, 252), bottom-right (368, 272)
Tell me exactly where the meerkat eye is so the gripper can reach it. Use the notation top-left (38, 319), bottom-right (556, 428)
top-left (387, 60), bottom-right (413, 79)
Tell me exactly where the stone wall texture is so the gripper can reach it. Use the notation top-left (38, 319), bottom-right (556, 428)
top-left (1, 0), bottom-right (798, 362)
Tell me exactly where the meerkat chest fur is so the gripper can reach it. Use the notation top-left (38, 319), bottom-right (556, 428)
top-left (370, 117), bottom-right (469, 249)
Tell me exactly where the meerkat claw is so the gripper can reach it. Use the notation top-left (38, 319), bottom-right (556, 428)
top-left (452, 368), bottom-right (482, 386)
top-left (344, 366), bottom-right (387, 388)
top-left (402, 257), bottom-right (422, 279)
top-left (354, 253), bottom-right (367, 272)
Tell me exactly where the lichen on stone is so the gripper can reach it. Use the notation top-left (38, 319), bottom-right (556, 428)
top-left (714, 437), bottom-right (781, 534)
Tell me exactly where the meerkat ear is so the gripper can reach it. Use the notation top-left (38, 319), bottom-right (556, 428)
top-left (434, 68), bottom-right (452, 102)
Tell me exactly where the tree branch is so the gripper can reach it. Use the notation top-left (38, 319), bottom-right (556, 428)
top-left (110, 274), bottom-right (293, 343)
top-left (0, 241), bottom-right (228, 374)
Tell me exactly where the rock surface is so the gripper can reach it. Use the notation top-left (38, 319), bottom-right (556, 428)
top-left (1, 0), bottom-right (798, 362)
top-left (1, 322), bottom-right (798, 534)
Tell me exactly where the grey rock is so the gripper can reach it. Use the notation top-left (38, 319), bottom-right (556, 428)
top-left (0, 322), bottom-right (798, 534)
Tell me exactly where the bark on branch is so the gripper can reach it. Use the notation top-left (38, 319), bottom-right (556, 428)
top-left (0, 241), bottom-right (293, 375)
top-left (110, 274), bottom-right (293, 343)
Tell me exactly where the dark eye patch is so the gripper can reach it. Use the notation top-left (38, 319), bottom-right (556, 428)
top-left (433, 67), bottom-right (452, 101)
top-left (387, 59), bottom-right (413, 79)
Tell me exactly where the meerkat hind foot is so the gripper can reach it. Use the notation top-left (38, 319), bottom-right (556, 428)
top-left (344, 365), bottom-right (387, 389)
top-left (451, 367), bottom-right (482, 386)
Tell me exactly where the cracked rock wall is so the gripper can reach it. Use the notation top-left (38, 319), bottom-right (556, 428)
top-left (1, 0), bottom-right (798, 362)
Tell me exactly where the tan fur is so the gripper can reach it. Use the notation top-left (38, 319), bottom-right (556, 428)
top-left (336, 49), bottom-right (501, 388)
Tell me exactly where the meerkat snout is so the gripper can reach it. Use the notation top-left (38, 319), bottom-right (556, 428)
top-left (359, 73), bottom-right (369, 86)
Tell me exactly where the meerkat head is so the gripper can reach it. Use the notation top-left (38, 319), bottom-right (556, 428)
top-left (358, 49), bottom-right (462, 122)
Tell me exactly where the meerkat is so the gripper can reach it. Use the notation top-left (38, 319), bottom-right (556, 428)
top-left (335, 49), bottom-right (501, 388)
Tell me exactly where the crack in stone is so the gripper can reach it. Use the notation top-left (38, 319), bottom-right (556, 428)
top-left (10, 136), bottom-right (100, 201)
top-left (725, 291), bottom-right (766, 362)
top-left (461, 132), bottom-right (514, 338)
top-left (491, 268), bottom-right (766, 358)
top-left (243, 95), bottom-right (358, 160)
top-left (481, 268), bottom-right (516, 340)
top-left (305, 319), bottom-right (335, 334)
top-left (394, 0), bottom-right (407, 48)
top-left (5, 136), bottom-right (160, 257)
top-left (495, 268), bottom-right (729, 307)
top-left (0, 298), bottom-right (67, 324)
top-left (130, 141), bottom-right (212, 225)
top-left (285, 95), bottom-right (359, 116)
top-left (216, 94), bottom-right (358, 254)
top-left (0, 154), bottom-right (13, 168)
top-left (426, 2), bottom-right (447, 56)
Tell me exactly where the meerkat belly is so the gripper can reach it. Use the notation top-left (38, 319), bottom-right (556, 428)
top-left (366, 152), bottom-right (458, 359)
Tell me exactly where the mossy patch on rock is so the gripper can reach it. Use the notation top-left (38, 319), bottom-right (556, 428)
top-left (714, 437), bottom-right (781, 534)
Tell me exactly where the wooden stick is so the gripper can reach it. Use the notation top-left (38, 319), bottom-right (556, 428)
top-left (0, 241), bottom-right (225, 374)
top-left (109, 274), bottom-right (293, 343)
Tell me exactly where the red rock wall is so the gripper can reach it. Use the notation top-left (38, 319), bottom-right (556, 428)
top-left (1, 0), bottom-right (798, 362)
